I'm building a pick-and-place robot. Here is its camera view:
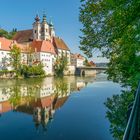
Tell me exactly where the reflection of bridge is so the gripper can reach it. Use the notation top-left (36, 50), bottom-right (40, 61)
top-left (123, 81), bottom-right (140, 140)
top-left (75, 67), bottom-right (107, 76)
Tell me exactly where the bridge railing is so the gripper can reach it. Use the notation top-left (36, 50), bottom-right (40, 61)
top-left (123, 81), bottom-right (140, 140)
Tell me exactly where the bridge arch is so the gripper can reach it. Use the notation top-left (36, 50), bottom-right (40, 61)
top-left (81, 70), bottom-right (85, 76)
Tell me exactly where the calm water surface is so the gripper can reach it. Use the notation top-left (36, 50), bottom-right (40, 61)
top-left (0, 74), bottom-right (122, 140)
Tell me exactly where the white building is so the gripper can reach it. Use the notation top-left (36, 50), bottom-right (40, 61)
top-left (31, 40), bottom-right (56, 75)
top-left (53, 37), bottom-right (71, 64)
top-left (71, 53), bottom-right (85, 67)
top-left (0, 37), bottom-right (12, 70)
top-left (0, 37), bottom-right (28, 71)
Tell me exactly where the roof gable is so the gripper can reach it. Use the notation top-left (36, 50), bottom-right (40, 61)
top-left (53, 37), bottom-right (70, 51)
top-left (31, 40), bottom-right (56, 54)
top-left (0, 37), bottom-right (13, 51)
top-left (13, 29), bottom-right (33, 43)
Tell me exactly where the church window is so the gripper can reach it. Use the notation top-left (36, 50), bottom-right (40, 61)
top-left (41, 27), bottom-right (44, 32)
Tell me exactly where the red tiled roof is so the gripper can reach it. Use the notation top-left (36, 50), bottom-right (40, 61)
top-left (13, 29), bottom-right (33, 43)
top-left (31, 40), bottom-right (56, 54)
top-left (53, 96), bottom-right (68, 110)
top-left (53, 37), bottom-right (70, 51)
top-left (0, 101), bottom-right (12, 114)
top-left (0, 37), bottom-right (29, 53)
top-left (89, 61), bottom-right (96, 67)
top-left (72, 53), bottom-right (85, 60)
top-left (16, 43), bottom-right (28, 53)
top-left (0, 37), bottom-right (13, 51)
top-left (34, 95), bottom-right (54, 108)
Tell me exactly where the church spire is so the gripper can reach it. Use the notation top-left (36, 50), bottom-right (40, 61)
top-left (50, 19), bottom-right (54, 27)
top-left (49, 19), bottom-right (55, 37)
top-left (35, 14), bottom-right (40, 22)
top-left (42, 13), bottom-right (47, 22)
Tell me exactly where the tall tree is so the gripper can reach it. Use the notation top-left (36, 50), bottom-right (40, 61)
top-left (79, 0), bottom-right (140, 88)
top-left (9, 45), bottom-right (21, 76)
top-left (54, 52), bottom-right (68, 76)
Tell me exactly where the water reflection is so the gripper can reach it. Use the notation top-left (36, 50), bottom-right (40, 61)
top-left (0, 76), bottom-right (94, 132)
top-left (104, 90), bottom-right (133, 140)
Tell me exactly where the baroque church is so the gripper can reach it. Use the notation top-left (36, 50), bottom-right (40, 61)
top-left (14, 14), bottom-right (57, 43)
top-left (13, 14), bottom-right (71, 75)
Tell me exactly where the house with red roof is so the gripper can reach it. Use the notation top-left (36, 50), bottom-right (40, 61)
top-left (53, 37), bottom-right (71, 65)
top-left (0, 37), bottom-right (13, 70)
top-left (0, 37), bottom-right (30, 70)
top-left (71, 53), bottom-right (85, 67)
top-left (30, 40), bottom-right (57, 75)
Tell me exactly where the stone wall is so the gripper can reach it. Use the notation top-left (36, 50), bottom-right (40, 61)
top-left (64, 65), bottom-right (76, 75)
top-left (75, 68), bottom-right (96, 76)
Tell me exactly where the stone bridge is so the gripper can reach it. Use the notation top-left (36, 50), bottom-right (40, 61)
top-left (75, 67), bottom-right (107, 76)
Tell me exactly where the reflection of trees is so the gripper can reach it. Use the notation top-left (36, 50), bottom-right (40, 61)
top-left (104, 91), bottom-right (133, 140)
top-left (54, 77), bottom-right (68, 96)
top-left (9, 86), bottom-right (21, 108)
top-left (0, 77), bottom-right (91, 132)
top-left (8, 82), bottom-right (40, 109)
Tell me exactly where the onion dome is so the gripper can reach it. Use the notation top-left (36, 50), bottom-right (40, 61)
top-left (42, 14), bottom-right (47, 22)
top-left (35, 14), bottom-right (40, 22)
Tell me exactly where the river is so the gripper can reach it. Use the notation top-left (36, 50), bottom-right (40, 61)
top-left (0, 73), bottom-right (122, 140)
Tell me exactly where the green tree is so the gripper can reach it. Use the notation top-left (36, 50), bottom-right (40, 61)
top-left (83, 58), bottom-right (90, 66)
top-left (0, 28), bottom-right (17, 39)
top-left (80, 1), bottom-right (140, 139)
top-left (0, 29), bottom-right (9, 38)
top-left (25, 44), bottom-right (35, 66)
top-left (104, 91), bottom-right (133, 139)
top-left (79, 0), bottom-right (140, 88)
top-left (22, 64), bottom-right (45, 78)
top-left (54, 53), bottom-right (68, 76)
top-left (8, 28), bottom-right (17, 39)
top-left (9, 45), bottom-right (21, 76)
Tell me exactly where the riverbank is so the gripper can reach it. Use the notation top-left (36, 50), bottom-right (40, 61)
top-left (0, 69), bottom-right (97, 79)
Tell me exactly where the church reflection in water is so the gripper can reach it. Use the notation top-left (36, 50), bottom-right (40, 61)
top-left (0, 76), bottom-right (94, 131)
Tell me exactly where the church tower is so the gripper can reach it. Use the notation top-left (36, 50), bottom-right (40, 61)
top-left (50, 20), bottom-right (55, 37)
top-left (41, 14), bottom-right (50, 40)
top-left (33, 15), bottom-right (41, 40)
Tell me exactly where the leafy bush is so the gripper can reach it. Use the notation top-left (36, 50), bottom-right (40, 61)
top-left (21, 64), bottom-right (45, 78)
top-left (0, 70), bottom-right (15, 74)
top-left (54, 53), bottom-right (68, 76)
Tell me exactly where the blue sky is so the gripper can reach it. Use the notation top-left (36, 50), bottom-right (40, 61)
top-left (0, 0), bottom-right (108, 63)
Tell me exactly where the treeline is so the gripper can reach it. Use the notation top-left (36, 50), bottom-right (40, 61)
top-left (0, 28), bottom-right (17, 39)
